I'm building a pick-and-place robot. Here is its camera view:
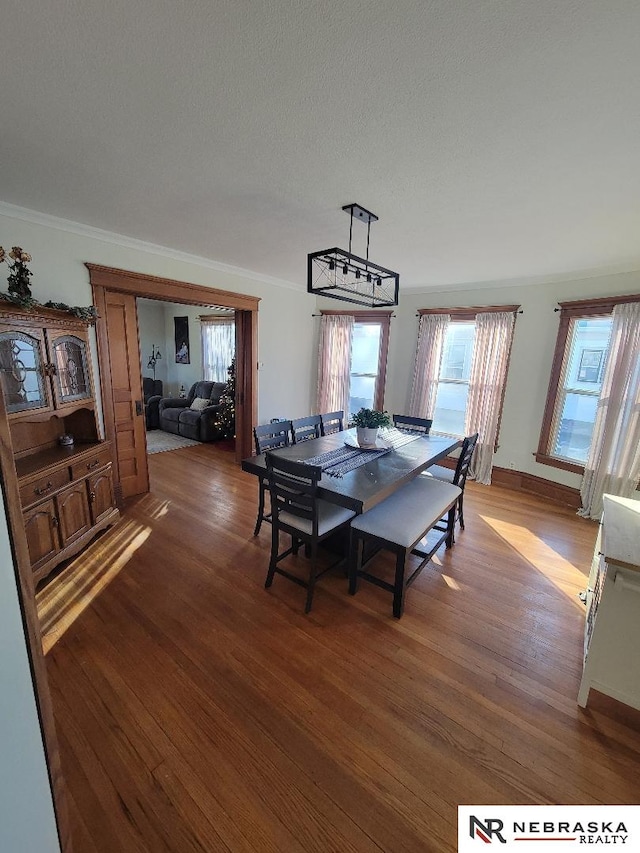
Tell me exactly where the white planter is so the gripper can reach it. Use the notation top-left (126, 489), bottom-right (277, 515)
top-left (356, 426), bottom-right (379, 448)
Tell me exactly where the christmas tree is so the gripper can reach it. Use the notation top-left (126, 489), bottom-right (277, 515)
top-left (215, 356), bottom-right (236, 439)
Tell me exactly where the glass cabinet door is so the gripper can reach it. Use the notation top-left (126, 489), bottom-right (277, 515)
top-left (50, 334), bottom-right (91, 405)
top-left (0, 330), bottom-right (50, 413)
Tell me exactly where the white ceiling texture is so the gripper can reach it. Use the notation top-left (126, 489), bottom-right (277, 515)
top-left (1, 0), bottom-right (640, 291)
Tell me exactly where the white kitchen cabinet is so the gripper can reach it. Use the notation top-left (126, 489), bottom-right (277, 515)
top-left (578, 495), bottom-right (640, 711)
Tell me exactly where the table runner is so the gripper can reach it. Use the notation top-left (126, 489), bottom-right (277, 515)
top-left (304, 445), bottom-right (390, 477)
top-left (303, 429), bottom-right (423, 478)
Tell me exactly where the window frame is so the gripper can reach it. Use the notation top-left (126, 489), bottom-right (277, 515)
top-left (320, 310), bottom-right (391, 412)
top-left (200, 313), bottom-right (236, 383)
top-left (536, 293), bottom-right (640, 474)
top-left (418, 305), bottom-right (519, 446)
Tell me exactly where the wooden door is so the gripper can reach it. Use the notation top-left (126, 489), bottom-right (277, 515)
top-left (103, 291), bottom-right (149, 499)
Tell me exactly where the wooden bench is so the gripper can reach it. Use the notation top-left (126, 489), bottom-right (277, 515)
top-left (348, 477), bottom-right (462, 618)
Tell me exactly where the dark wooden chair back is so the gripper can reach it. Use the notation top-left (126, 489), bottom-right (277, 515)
top-left (320, 410), bottom-right (344, 436)
top-left (452, 432), bottom-right (479, 490)
top-left (264, 452), bottom-right (355, 612)
top-left (291, 414), bottom-right (322, 444)
top-left (392, 414), bottom-right (433, 434)
top-left (266, 454), bottom-right (322, 538)
top-left (254, 421), bottom-right (292, 455)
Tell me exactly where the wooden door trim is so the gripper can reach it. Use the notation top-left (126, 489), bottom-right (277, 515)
top-left (86, 264), bottom-right (260, 312)
top-left (87, 264), bottom-right (259, 469)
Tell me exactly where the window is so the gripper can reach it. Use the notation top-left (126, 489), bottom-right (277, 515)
top-left (433, 322), bottom-right (476, 435)
top-left (316, 311), bottom-right (391, 419)
top-left (537, 294), bottom-right (640, 472)
top-left (349, 321), bottom-right (385, 415)
top-left (415, 306), bottom-right (517, 442)
top-left (201, 316), bottom-right (235, 382)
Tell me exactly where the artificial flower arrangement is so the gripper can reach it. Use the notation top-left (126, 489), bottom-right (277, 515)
top-left (0, 245), bottom-right (99, 319)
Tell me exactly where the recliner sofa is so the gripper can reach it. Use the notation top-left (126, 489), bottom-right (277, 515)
top-left (143, 378), bottom-right (164, 430)
top-left (158, 380), bottom-right (226, 442)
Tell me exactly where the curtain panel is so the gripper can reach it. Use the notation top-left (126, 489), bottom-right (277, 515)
top-left (465, 311), bottom-right (515, 485)
top-left (408, 313), bottom-right (450, 419)
top-left (579, 301), bottom-right (640, 520)
top-left (316, 314), bottom-right (354, 416)
top-left (201, 318), bottom-right (235, 383)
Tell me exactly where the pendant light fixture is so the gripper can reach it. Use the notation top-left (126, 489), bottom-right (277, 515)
top-left (307, 203), bottom-right (400, 307)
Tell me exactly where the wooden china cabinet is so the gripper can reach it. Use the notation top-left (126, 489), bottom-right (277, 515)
top-left (0, 299), bottom-right (119, 585)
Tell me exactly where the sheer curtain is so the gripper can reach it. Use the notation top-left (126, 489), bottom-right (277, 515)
top-left (316, 314), bottom-right (354, 416)
top-left (579, 301), bottom-right (640, 520)
top-left (408, 313), bottom-right (450, 418)
top-left (201, 318), bottom-right (235, 382)
top-left (465, 311), bottom-right (515, 485)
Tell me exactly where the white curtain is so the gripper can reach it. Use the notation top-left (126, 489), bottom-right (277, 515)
top-left (316, 314), bottom-right (354, 416)
top-left (408, 313), bottom-right (450, 418)
top-left (465, 311), bottom-right (516, 485)
top-left (201, 319), bottom-right (235, 382)
top-left (578, 302), bottom-right (640, 520)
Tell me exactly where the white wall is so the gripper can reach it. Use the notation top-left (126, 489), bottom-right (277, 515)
top-left (137, 299), bottom-right (167, 387)
top-left (0, 206), bottom-right (315, 422)
top-left (163, 305), bottom-right (206, 395)
top-left (0, 488), bottom-right (60, 853)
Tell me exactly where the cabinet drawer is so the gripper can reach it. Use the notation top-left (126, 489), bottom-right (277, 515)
top-left (71, 449), bottom-right (111, 480)
top-left (20, 469), bottom-right (70, 507)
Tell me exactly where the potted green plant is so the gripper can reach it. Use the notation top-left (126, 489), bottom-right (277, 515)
top-left (352, 407), bottom-right (391, 448)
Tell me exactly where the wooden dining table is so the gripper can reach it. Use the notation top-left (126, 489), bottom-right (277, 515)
top-left (241, 428), bottom-right (462, 515)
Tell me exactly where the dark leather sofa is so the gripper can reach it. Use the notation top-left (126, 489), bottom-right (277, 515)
top-left (158, 380), bottom-right (226, 442)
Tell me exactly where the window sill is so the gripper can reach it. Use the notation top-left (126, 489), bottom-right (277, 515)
top-left (534, 452), bottom-right (584, 475)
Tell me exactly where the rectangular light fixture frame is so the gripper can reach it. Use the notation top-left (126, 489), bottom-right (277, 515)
top-left (307, 248), bottom-right (399, 308)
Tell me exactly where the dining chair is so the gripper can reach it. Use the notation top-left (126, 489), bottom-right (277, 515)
top-left (252, 421), bottom-right (293, 535)
top-left (423, 432), bottom-right (478, 532)
top-left (392, 414), bottom-right (433, 435)
top-left (291, 414), bottom-right (322, 444)
top-left (320, 410), bottom-right (344, 436)
top-left (264, 453), bottom-right (356, 613)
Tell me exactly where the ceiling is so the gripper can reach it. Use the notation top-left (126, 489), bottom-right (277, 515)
top-left (2, 0), bottom-right (640, 291)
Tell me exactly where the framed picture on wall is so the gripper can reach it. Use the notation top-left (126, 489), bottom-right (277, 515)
top-left (174, 316), bottom-right (190, 364)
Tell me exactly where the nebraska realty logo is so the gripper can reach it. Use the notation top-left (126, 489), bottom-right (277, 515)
top-left (458, 806), bottom-right (640, 852)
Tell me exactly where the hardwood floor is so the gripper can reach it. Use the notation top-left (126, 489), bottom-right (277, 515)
top-left (38, 444), bottom-right (640, 852)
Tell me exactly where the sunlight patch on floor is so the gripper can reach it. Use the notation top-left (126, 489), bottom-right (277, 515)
top-left (37, 519), bottom-right (151, 654)
top-left (480, 514), bottom-right (587, 608)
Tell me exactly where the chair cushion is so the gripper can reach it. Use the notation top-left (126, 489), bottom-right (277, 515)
top-left (160, 407), bottom-right (182, 424)
top-left (351, 477), bottom-right (461, 548)
top-left (279, 500), bottom-right (355, 537)
top-left (178, 409), bottom-right (203, 427)
top-left (422, 465), bottom-right (454, 483)
top-left (190, 396), bottom-right (211, 411)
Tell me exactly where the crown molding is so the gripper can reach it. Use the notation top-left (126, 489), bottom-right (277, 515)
top-left (0, 200), bottom-right (302, 292)
top-left (401, 261), bottom-right (640, 296)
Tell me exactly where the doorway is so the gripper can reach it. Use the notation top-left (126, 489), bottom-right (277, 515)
top-left (87, 264), bottom-right (259, 501)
